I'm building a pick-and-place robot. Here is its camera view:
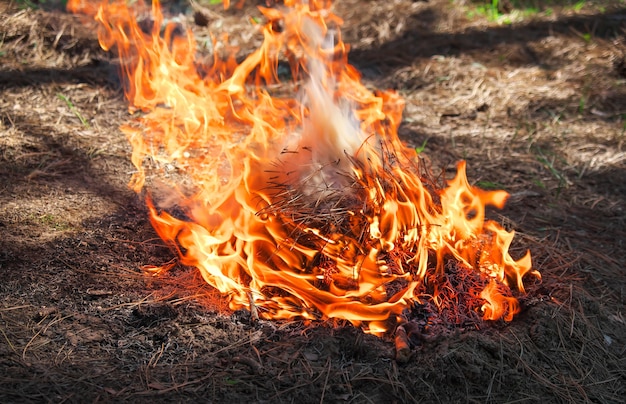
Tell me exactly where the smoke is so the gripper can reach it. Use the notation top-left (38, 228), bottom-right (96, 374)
top-left (275, 15), bottom-right (366, 201)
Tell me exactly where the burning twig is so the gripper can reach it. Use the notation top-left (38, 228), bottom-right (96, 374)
top-left (394, 324), bottom-right (411, 363)
top-left (247, 291), bottom-right (259, 324)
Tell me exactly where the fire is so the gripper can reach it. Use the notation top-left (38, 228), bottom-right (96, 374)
top-left (69, 0), bottom-right (539, 333)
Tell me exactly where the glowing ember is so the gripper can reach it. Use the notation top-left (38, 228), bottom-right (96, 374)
top-left (69, 0), bottom-right (539, 334)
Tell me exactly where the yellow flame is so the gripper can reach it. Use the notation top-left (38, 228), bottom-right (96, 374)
top-left (68, 0), bottom-right (540, 333)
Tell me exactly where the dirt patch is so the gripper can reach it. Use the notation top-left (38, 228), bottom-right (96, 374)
top-left (1, 0), bottom-right (625, 402)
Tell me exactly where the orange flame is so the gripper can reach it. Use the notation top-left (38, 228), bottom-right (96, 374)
top-left (68, 0), bottom-right (539, 333)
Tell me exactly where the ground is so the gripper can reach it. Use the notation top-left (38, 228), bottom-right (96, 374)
top-left (1, 0), bottom-right (625, 402)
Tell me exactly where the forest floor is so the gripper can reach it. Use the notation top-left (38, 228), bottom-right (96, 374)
top-left (1, 0), bottom-right (625, 402)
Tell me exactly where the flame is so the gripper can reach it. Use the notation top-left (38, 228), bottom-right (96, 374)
top-left (68, 0), bottom-right (539, 333)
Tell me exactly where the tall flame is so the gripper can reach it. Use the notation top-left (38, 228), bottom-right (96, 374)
top-left (69, 0), bottom-right (539, 333)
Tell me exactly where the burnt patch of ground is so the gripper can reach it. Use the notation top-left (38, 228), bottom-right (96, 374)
top-left (1, 0), bottom-right (625, 403)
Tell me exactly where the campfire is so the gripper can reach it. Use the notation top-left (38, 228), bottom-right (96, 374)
top-left (68, 0), bottom-right (539, 335)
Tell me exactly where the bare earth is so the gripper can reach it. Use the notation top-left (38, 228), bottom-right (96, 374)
top-left (1, 0), bottom-right (625, 402)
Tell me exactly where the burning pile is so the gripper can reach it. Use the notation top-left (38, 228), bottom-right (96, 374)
top-left (69, 0), bottom-right (539, 334)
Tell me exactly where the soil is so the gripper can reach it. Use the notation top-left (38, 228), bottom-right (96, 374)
top-left (1, 0), bottom-right (625, 402)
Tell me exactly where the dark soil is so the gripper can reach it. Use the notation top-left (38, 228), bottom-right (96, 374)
top-left (1, 0), bottom-right (625, 402)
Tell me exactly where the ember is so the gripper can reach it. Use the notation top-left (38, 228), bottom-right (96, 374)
top-left (68, 0), bottom-right (539, 334)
